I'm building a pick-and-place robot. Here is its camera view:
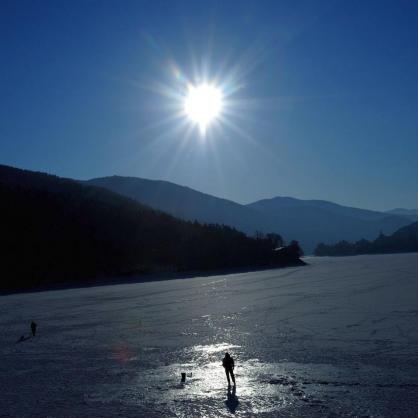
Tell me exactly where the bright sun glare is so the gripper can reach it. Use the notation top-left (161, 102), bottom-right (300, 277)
top-left (184, 83), bottom-right (223, 133)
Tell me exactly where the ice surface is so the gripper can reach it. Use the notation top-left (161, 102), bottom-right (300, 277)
top-left (1, 253), bottom-right (418, 417)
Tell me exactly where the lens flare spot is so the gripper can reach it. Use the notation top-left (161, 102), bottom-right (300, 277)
top-left (112, 343), bottom-right (136, 364)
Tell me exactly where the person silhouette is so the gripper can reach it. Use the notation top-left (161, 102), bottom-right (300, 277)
top-left (31, 321), bottom-right (37, 337)
top-left (222, 352), bottom-right (235, 386)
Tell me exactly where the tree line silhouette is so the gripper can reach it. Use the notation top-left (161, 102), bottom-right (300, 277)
top-left (0, 165), bottom-right (303, 292)
top-left (315, 223), bottom-right (418, 256)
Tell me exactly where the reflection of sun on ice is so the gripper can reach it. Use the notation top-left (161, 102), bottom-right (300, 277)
top-left (192, 343), bottom-right (241, 355)
top-left (184, 83), bottom-right (223, 134)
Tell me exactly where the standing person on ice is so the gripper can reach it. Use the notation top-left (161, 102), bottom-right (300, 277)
top-left (222, 352), bottom-right (235, 386)
top-left (30, 321), bottom-right (37, 337)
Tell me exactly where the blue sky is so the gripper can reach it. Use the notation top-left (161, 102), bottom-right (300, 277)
top-left (1, 0), bottom-right (418, 210)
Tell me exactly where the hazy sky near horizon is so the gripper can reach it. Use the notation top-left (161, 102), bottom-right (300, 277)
top-left (2, 0), bottom-right (418, 210)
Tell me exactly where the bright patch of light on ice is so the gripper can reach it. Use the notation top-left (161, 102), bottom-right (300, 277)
top-left (119, 358), bottom-right (294, 416)
top-left (192, 343), bottom-right (241, 354)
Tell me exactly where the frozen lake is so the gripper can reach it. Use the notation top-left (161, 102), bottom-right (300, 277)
top-left (1, 253), bottom-right (418, 417)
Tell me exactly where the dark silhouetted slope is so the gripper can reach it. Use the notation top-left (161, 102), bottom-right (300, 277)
top-left (315, 221), bottom-right (418, 256)
top-left (86, 176), bottom-right (275, 236)
top-left (0, 165), bottom-right (301, 292)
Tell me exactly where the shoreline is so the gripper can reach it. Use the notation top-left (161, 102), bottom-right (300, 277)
top-left (1, 259), bottom-right (306, 296)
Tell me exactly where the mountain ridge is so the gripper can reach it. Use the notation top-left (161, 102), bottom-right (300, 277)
top-left (86, 175), bottom-right (275, 239)
top-left (87, 175), bottom-right (413, 253)
top-left (246, 196), bottom-right (395, 222)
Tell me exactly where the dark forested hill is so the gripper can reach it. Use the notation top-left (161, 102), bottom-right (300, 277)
top-left (86, 176), bottom-right (275, 237)
top-left (0, 165), bottom-right (300, 292)
top-left (314, 222), bottom-right (418, 256)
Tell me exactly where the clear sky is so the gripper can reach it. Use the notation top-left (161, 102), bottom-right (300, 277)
top-left (2, 0), bottom-right (418, 210)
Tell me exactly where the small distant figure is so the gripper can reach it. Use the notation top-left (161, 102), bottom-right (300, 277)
top-left (222, 352), bottom-right (235, 386)
top-left (30, 321), bottom-right (37, 337)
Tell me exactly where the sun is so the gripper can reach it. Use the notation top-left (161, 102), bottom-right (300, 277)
top-left (184, 83), bottom-right (223, 133)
